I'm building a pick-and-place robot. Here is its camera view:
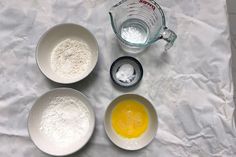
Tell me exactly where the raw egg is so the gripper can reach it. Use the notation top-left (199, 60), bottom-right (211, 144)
top-left (111, 99), bottom-right (149, 138)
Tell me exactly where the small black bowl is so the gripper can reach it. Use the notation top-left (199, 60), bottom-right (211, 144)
top-left (110, 56), bottom-right (143, 88)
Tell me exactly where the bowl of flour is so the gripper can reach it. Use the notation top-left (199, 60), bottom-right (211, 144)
top-left (28, 88), bottom-right (95, 156)
top-left (36, 23), bottom-right (98, 84)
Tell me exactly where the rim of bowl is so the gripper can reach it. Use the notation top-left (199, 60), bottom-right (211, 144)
top-left (104, 94), bottom-right (158, 151)
top-left (35, 23), bottom-right (99, 84)
top-left (27, 88), bottom-right (96, 156)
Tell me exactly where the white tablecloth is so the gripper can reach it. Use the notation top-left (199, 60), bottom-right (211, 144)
top-left (0, 0), bottom-right (235, 156)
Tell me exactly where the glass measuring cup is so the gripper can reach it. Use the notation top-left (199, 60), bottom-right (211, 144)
top-left (109, 0), bottom-right (177, 53)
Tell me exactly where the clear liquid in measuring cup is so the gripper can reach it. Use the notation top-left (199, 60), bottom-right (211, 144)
top-left (120, 18), bottom-right (150, 45)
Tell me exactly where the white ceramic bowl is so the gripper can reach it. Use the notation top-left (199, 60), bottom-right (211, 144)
top-left (36, 23), bottom-right (99, 84)
top-left (104, 94), bottom-right (158, 150)
top-left (28, 88), bottom-right (95, 156)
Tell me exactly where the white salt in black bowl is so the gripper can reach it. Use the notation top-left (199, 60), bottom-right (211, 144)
top-left (36, 23), bottom-right (99, 84)
top-left (110, 56), bottom-right (143, 88)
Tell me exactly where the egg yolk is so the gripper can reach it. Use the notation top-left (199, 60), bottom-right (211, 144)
top-left (111, 99), bottom-right (149, 138)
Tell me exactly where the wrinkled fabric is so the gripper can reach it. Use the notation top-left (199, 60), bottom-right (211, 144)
top-left (0, 0), bottom-right (235, 156)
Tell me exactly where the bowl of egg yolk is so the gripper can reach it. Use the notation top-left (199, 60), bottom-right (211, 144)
top-left (104, 94), bottom-right (158, 150)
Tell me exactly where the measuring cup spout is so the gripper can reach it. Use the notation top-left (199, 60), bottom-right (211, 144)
top-left (109, 9), bottom-right (117, 35)
top-left (109, 7), bottom-right (114, 17)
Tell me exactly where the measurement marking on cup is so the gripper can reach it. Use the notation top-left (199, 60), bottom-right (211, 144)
top-left (128, 9), bottom-right (137, 13)
top-left (128, 2), bottom-right (138, 6)
top-left (139, 0), bottom-right (156, 11)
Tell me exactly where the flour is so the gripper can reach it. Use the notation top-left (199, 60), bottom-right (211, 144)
top-left (51, 39), bottom-right (92, 79)
top-left (116, 64), bottom-right (135, 83)
top-left (40, 96), bottom-right (90, 147)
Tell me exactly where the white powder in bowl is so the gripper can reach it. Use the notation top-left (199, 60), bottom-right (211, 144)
top-left (51, 39), bottom-right (92, 79)
top-left (40, 96), bottom-right (90, 147)
top-left (116, 64), bottom-right (135, 83)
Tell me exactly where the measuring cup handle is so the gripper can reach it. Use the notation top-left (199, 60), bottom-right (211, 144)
top-left (161, 27), bottom-right (177, 51)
